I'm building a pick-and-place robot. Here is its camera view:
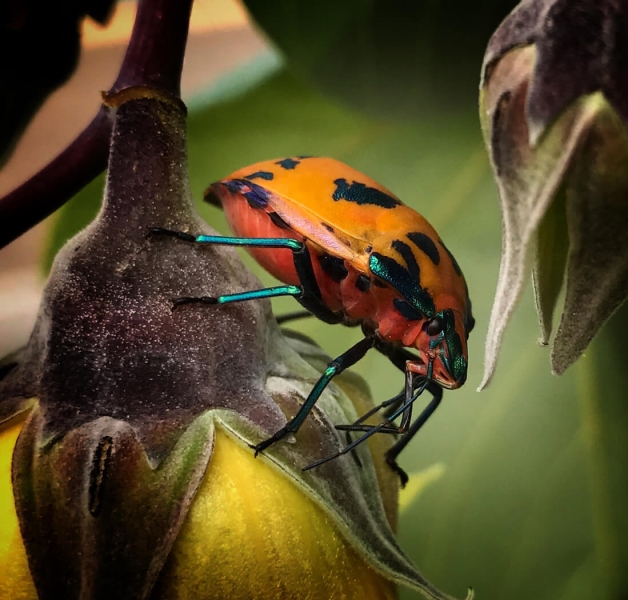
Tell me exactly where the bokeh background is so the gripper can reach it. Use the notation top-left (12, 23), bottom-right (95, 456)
top-left (0, 1), bottom-right (609, 599)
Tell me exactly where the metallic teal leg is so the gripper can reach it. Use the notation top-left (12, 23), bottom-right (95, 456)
top-left (174, 285), bottom-right (302, 307)
top-left (253, 336), bottom-right (376, 455)
top-left (149, 227), bottom-right (310, 308)
top-left (148, 227), bottom-right (303, 251)
top-left (148, 226), bottom-right (341, 323)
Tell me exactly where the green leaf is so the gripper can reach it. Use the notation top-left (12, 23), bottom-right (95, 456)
top-left (242, 0), bottom-right (517, 119)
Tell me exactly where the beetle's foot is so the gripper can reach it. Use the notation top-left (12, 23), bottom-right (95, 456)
top-left (147, 227), bottom-right (196, 243)
top-left (385, 455), bottom-right (409, 488)
top-left (335, 423), bottom-right (399, 434)
top-left (252, 427), bottom-right (290, 457)
top-left (171, 296), bottom-right (218, 310)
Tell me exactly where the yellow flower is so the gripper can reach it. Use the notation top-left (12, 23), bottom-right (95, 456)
top-left (0, 411), bottom-right (396, 600)
top-left (0, 362), bottom-right (459, 600)
top-left (156, 428), bottom-right (396, 599)
top-left (0, 411), bottom-right (37, 600)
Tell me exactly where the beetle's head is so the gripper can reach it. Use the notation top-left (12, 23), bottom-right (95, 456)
top-left (407, 309), bottom-right (468, 389)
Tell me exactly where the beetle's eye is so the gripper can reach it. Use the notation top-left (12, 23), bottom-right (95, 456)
top-left (425, 317), bottom-right (444, 336)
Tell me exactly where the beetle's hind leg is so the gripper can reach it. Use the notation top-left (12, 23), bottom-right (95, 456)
top-left (147, 227), bottom-right (305, 253)
top-left (148, 227), bottom-right (341, 323)
top-left (149, 228), bottom-right (306, 307)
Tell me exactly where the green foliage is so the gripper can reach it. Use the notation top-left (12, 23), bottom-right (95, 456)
top-left (242, 0), bottom-right (517, 119)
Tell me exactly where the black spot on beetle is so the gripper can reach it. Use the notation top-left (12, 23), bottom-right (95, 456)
top-left (244, 171), bottom-right (274, 181)
top-left (318, 254), bottom-right (348, 283)
top-left (222, 180), bottom-right (243, 194)
top-left (355, 274), bottom-right (371, 292)
top-left (407, 232), bottom-right (440, 265)
top-left (322, 223), bottom-right (335, 233)
top-left (439, 241), bottom-right (462, 276)
top-left (275, 158), bottom-right (300, 170)
top-left (392, 240), bottom-right (420, 282)
top-left (393, 298), bottom-right (423, 321)
top-left (365, 245), bottom-right (373, 254)
top-left (269, 212), bottom-right (291, 229)
top-left (224, 179), bottom-right (270, 208)
top-left (244, 192), bottom-right (267, 209)
top-left (332, 178), bottom-right (401, 209)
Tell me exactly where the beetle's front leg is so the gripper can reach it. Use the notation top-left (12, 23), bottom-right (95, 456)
top-left (253, 335), bottom-right (376, 455)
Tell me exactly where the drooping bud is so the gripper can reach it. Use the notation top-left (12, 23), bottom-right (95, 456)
top-left (479, 0), bottom-right (628, 387)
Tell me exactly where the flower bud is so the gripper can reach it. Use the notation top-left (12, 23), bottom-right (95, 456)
top-left (479, 0), bottom-right (628, 387)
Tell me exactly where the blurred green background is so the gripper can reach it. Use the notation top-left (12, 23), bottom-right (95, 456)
top-left (27, 1), bottom-right (628, 599)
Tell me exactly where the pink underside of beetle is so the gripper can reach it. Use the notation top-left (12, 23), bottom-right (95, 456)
top-left (218, 188), bottom-right (423, 353)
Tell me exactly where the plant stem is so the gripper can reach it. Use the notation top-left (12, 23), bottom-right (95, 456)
top-left (579, 301), bottom-right (628, 600)
top-left (0, 0), bottom-right (194, 250)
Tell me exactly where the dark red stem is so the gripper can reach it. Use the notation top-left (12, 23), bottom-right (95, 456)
top-left (0, 0), bottom-right (193, 249)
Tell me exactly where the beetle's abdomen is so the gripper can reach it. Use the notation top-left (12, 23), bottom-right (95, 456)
top-left (218, 186), bottom-right (300, 284)
top-left (216, 186), bottom-right (351, 314)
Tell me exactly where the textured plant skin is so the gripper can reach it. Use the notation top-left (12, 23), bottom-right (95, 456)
top-left (0, 91), bottom-right (470, 600)
top-left (479, 0), bottom-right (628, 387)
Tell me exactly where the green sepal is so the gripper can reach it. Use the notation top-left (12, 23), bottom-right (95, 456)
top-left (551, 96), bottom-right (628, 374)
top-left (12, 407), bottom-right (216, 600)
top-left (532, 185), bottom-right (569, 345)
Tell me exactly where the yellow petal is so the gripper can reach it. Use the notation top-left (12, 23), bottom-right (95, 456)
top-left (0, 413), bottom-right (37, 600)
top-left (156, 428), bottom-right (397, 600)
top-left (398, 463), bottom-right (446, 514)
